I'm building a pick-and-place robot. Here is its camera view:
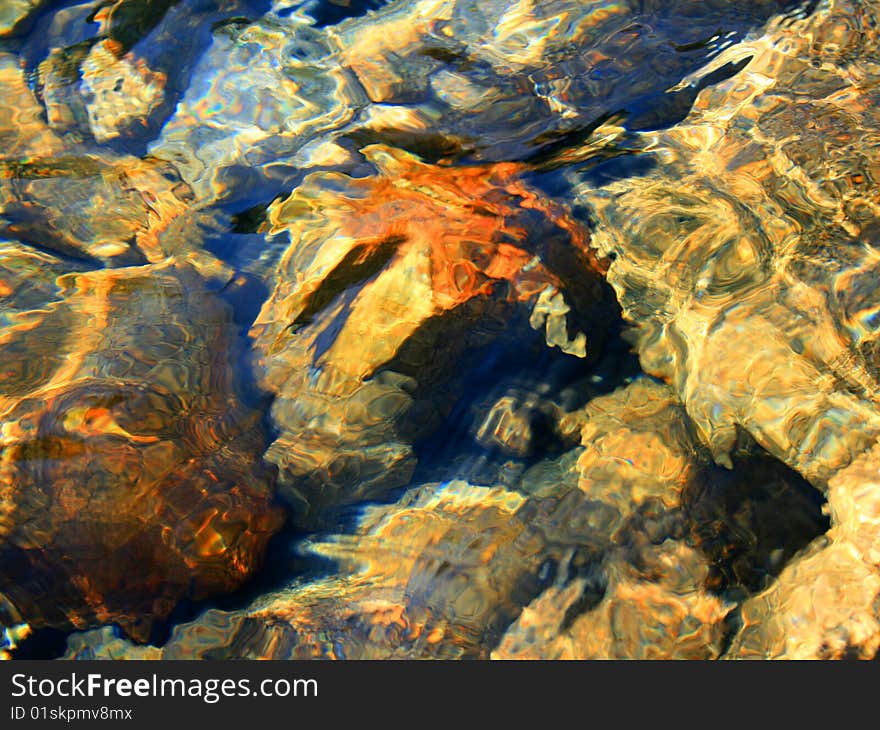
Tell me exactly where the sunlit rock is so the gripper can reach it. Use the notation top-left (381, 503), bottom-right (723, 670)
top-left (148, 0), bottom-right (801, 206)
top-left (575, 0), bottom-right (880, 657)
top-left (0, 0), bottom-right (42, 37)
top-left (0, 152), bottom-right (199, 265)
top-left (725, 539), bottom-right (880, 660)
top-left (494, 541), bottom-right (730, 660)
top-left (31, 1), bottom-right (259, 146)
top-left (34, 0), bottom-right (180, 144)
top-left (67, 481), bottom-right (560, 659)
top-left (80, 40), bottom-right (166, 143)
top-left (725, 441), bottom-right (880, 659)
top-left (62, 376), bottom-right (827, 659)
top-left (495, 378), bottom-right (731, 659)
top-left (152, 11), bottom-right (365, 202)
top-left (576, 0), bottom-right (880, 486)
top-left (0, 262), bottom-right (282, 640)
top-left (0, 53), bottom-right (67, 160)
top-left (329, 0), bottom-right (803, 162)
top-left (0, 55), bottom-right (203, 266)
top-left (249, 144), bottom-right (605, 518)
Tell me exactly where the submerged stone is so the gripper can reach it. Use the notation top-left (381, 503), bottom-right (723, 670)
top-left (575, 0), bottom-right (880, 657)
top-left (67, 377), bottom-right (820, 659)
top-left (578, 0), bottom-right (880, 486)
top-left (0, 261), bottom-right (282, 640)
top-left (5, 0), bottom-right (877, 661)
top-left (0, 54), bottom-right (212, 268)
top-left (495, 378), bottom-right (731, 659)
top-left (725, 442), bottom-right (880, 659)
top-left (67, 481), bottom-right (556, 659)
top-left (146, 0), bottom-right (802, 207)
top-left (63, 376), bottom-right (827, 658)
top-left (249, 143), bottom-right (606, 520)
top-left (0, 0), bottom-right (42, 37)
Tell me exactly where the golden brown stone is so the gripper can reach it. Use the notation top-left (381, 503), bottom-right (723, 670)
top-left (494, 379), bottom-right (730, 660)
top-left (62, 376), bottom-right (828, 659)
top-left (0, 53), bottom-right (205, 267)
top-left (725, 442), bottom-right (880, 659)
top-left (0, 262), bottom-right (282, 640)
top-left (80, 40), bottom-right (166, 144)
top-left (578, 0), bottom-right (880, 486)
top-left (250, 144), bottom-right (605, 519)
top-left (575, 0), bottom-right (880, 657)
top-left (68, 481), bottom-right (554, 658)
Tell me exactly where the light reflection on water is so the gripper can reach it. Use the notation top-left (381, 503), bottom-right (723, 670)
top-left (0, 0), bottom-right (876, 659)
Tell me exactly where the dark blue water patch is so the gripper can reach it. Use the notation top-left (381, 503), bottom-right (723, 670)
top-left (778, 0), bottom-right (822, 24)
top-left (571, 150), bottom-right (660, 189)
top-left (626, 55), bottom-right (754, 132)
top-left (521, 167), bottom-right (580, 201)
top-left (202, 204), bottom-right (289, 279)
top-left (203, 230), bottom-right (271, 270)
top-left (6, 627), bottom-right (69, 660)
top-left (216, 271), bottom-right (270, 331)
top-left (409, 293), bottom-right (643, 488)
top-left (521, 127), bottom-right (659, 205)
top-left (295, 0), bottom-right (391, 28)
top-left (212, 272), bottom-right (275, 414)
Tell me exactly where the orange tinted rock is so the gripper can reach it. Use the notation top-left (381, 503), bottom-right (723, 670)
top-left (250, 144), bottom-right (605, 517)
top-left (67, 481), bottom-right (555, 659)
top-left (0, 262), bottom-right (282, 639)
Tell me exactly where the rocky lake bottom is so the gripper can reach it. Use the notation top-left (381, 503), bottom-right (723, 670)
top-left (1, 0), bottom-right (880, 660)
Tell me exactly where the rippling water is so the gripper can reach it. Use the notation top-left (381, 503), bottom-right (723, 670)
top-left (2, 0), bottom-right (879, 660)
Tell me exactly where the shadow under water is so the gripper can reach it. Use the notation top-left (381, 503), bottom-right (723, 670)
top-left (1, 0), bottom-right (878, 660)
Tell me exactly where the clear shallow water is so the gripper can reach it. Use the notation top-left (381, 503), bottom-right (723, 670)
top-left (0, 0), bottom-right (878, 659)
